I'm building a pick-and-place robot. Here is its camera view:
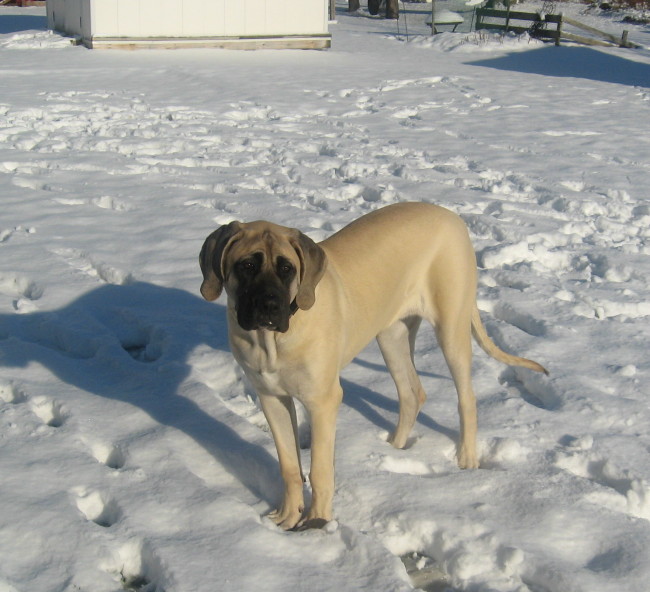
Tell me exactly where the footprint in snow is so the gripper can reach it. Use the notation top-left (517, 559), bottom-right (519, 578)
top-left (50, 247), bottom-right (134, 286)
top-left (488, 270), bottom-right (531, 292)
top-left (88, 440), bottom-right (127, 470)
top-left (112, 314), bottom-right (166, 364)
top-left (30, 395), bottom-right (66, 428)
top-left (491, 301), bottom-right (547, 338)
top-left (91, 196), bottom-right (133, 212)
top-left (377, 454), bottom-right (433, 476)
top-left (0, 273), bottom-right (44, 310)
top-left (383, 515), bottom-right (523, 591)
top-left (499, 367), bottom-right (560, 411)
top-left (479, 437), bottom-right (530, 470)
top-left (101, 538), bottom-right (165, 592)
top-left (0, 225), bottom-right (35, 244)
top-left (0, 380), bottom-right (26, 404)
top-left (554, 438), bottom-right (650, 521)
top-left (73, 487), bottom-right (122, 528)
top-left (400, 552), bottom-right (450, 592)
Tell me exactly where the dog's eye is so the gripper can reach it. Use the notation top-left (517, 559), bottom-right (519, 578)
top-left (238, 259), bottom-right (257, 274)
top-left (277, 260), bottom-right (295, 277)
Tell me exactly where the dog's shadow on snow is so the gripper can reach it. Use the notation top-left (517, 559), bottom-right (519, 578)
top-left (343, 360), bottom-right (458, 443)
top-left (0, 281), bottom-right (280, 504)
top-left (0, 281), bottom-right (458, 503)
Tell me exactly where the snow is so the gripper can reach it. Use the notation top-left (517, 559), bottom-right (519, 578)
top-left (1, 2), bottom-right (650, 591)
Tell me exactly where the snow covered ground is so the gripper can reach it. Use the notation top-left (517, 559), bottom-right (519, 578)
top-left (1, 3), bottom-right (649, 591)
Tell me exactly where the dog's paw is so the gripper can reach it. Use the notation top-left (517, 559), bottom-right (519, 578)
top-left (266, 505), bottom-right (304, 531)
top-left (457, 448), bottom-right (480, 469)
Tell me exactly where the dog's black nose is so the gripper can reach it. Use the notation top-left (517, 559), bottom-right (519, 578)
top-left (253, 292), bottom-right (287, 329)
top-left (258, 292), bottom-right (281, 315)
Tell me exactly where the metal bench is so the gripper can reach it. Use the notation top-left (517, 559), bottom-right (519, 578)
top-left (426, 9), bottom-right (464, 32)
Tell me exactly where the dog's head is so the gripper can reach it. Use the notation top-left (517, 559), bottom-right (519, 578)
top-left (199, 220), bottom-right (327, 333)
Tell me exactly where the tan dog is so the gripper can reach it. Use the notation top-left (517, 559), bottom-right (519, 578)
top-left (199, 202), bottom-right (546, 530)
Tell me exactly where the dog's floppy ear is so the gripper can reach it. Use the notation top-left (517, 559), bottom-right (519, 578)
top-left (199, 221), bottom-right (241, 301)
top-left (291, 231), bottom-right (327, 311)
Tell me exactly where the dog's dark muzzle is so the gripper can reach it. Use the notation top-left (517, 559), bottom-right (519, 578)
top-left (237, 284), bottom-right (292, 333)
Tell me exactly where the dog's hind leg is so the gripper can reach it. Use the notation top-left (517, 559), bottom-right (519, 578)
top-left (377, 317), bottom-right (426, 449)
top-left (434, 311), bottom-right (479, 469)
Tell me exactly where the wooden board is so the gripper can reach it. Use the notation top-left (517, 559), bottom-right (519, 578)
top-left (85, 34), bottom-right (332, 50)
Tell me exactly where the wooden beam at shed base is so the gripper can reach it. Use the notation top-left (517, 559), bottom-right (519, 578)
top-left (82, 34), bottom-right (332, 50)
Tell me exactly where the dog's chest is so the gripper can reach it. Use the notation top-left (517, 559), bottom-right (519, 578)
top-left (231, 329), bottom-right (296, 396)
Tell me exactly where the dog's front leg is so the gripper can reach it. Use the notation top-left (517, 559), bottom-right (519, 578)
top-left (258, 394), bottom-right (305, 530)
top-left (299, 383), bottom-right (343, 529)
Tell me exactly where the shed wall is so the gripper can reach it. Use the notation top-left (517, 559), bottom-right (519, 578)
top-left (47, 0), bottom-right (330, 48)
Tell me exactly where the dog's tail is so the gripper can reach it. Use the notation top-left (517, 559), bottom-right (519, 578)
top-left (471, 307), bottom-right (548, 375)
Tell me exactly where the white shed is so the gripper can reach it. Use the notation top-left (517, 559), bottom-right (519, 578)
top-left (47, 0), bottom-right (331, 49)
